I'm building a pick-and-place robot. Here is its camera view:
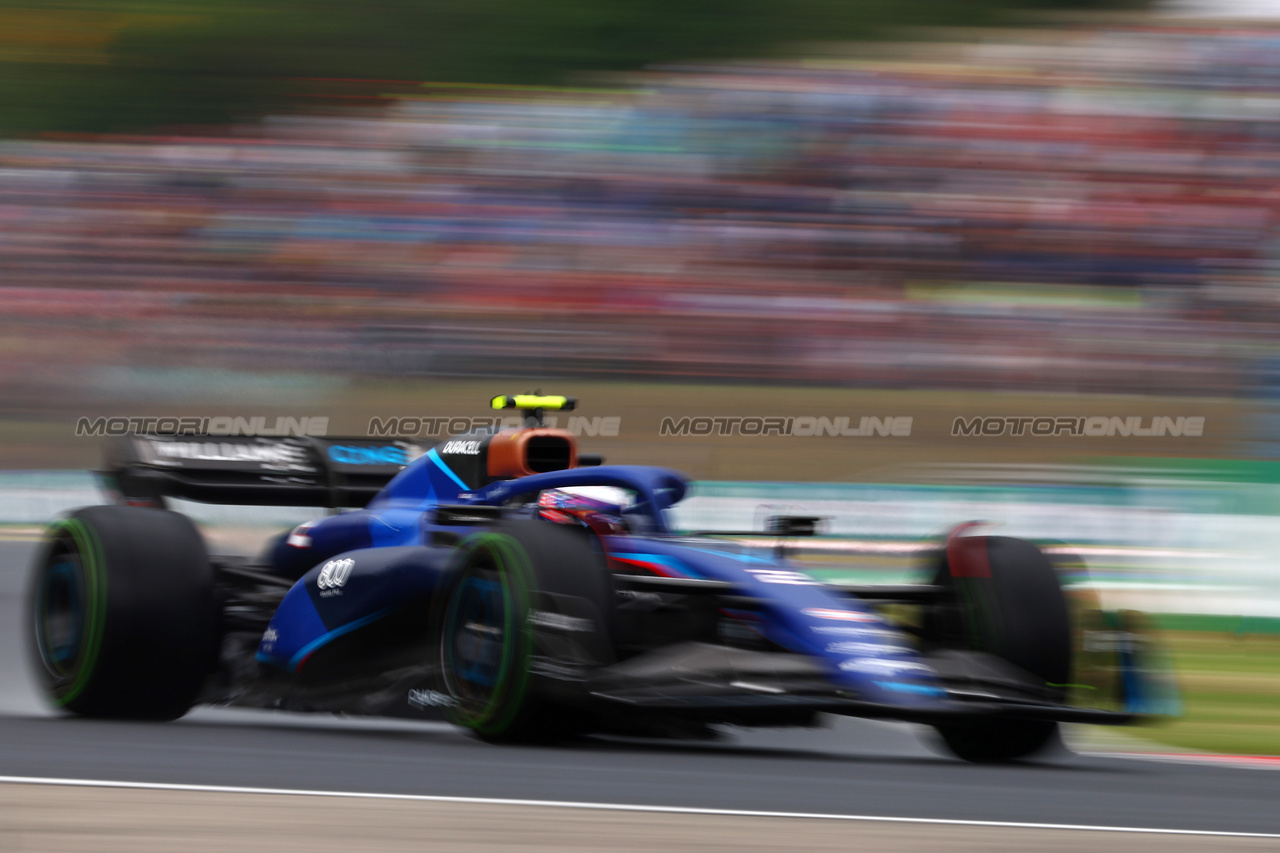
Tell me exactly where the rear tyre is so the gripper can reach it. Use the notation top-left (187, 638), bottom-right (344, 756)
top-left (28, 505), bottom-right (219, 720)
top-left (933, 717), bottom-right (1061, 765)
top-left (436, 519), bottom-right (613, 743)
top-left (925, 535), bottom-right (1071, 763)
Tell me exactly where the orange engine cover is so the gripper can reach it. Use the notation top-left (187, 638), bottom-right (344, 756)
top-left (486, 428), bottom-right (577, 480)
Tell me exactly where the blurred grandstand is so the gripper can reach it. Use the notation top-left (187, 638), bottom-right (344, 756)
top-left (3, 22), bottom-right (1280, 411)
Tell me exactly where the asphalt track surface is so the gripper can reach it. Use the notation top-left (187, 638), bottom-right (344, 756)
top-left (4, 539), bottom-right (1280, 838)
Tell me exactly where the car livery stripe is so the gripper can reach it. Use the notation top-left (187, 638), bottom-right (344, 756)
top-left (278, 608), bottom-right (394, 673)
top-left (609, 553), bottom-right (698, 578)
top-left (427, 448), bottom-right (470, 492)
top-left (684, 546), bottom-right (775, 565)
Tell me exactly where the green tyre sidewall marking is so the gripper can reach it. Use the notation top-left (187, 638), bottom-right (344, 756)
top-left (474, 536), bottom-right (534, 737)
top-left (42, 518), bottom-right (107, 707)
top-left (446, 533), bottom-right (534, 736)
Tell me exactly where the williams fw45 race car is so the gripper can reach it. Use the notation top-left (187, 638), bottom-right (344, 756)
top-left (29, 396), bottom-right (1176, 762)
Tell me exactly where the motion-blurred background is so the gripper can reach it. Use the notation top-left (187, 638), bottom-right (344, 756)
top-left (8, 0), bottom-right (1280, 410)
top-left (4, 0), bottom-right (1280, 753)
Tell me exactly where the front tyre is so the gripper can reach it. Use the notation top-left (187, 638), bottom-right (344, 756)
top-left (438, 533), bottom-right (536, 740)
top-left (436, 519), bottom-right (615, 743)
top-left (29, 505), bottom-right (219, 720)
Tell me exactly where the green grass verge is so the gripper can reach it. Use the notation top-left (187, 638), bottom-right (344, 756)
top-left (1127, 630), bottom-right (1280, 756)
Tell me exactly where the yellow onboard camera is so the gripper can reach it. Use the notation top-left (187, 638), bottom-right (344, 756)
top-left (490, 395), bottom-right (577, 412)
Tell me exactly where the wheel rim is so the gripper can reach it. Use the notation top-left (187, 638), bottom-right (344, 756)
top-left (442, 563), bottom-right (514, 721)
top-left (36, 553), bottom-right (86, 682)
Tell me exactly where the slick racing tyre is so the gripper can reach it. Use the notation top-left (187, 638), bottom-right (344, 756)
top-left (436, 519), bottom-right (614, 743)
top-left (28, 505), bottom-right (219, 720)
top-left (925, 534), bottom-right (1072, 763)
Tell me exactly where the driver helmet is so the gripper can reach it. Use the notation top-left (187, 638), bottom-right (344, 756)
top-left (537, 487), bottom-right (629, 534)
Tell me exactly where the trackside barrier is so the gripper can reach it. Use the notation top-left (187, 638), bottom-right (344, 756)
top-left (3, 472), bottom-right (1278, 616)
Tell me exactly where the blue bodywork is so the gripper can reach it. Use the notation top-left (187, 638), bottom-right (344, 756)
top-left (255, 449), bottom-right (948, 709)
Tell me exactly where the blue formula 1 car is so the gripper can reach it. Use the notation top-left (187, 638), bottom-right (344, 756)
top-left (28, 396), bottom-right (1173, 762)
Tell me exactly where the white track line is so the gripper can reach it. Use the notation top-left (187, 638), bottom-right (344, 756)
top-left (1, 775), bottom-right (1277, 839)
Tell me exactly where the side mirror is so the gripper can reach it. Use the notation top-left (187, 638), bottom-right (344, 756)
top-left (764, 515), bottom-right (823, 537)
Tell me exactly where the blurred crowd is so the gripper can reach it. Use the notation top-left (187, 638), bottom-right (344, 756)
top-left (5, 22), bottom-right (1280, 407)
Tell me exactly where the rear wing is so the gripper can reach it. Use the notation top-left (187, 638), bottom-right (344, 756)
top-left (99, 434), bottom-right (424, 508)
